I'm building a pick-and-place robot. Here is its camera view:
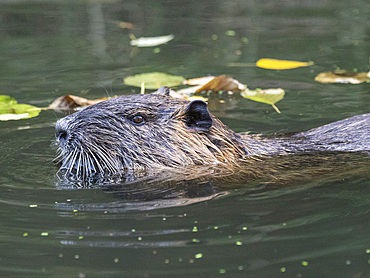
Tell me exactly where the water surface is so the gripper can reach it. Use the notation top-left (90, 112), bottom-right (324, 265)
top-left (0, 1), bottom-right (369, 277)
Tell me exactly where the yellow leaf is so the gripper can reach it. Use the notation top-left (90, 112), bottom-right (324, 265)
top-left (256, 58), bottom-right (313, 70)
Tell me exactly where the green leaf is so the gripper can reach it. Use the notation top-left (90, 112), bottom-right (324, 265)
top-left (124, 72), bottom-right (185, 89)
top-left (0, 95), bottom-right (41, 121)
top-left (241, 88), bottom-right (285, 113)
top-left (0, 95), bottom-right (16, 104)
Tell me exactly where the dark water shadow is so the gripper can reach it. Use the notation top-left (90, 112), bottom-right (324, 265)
top-left (54, 151), bottom-right (370, 211)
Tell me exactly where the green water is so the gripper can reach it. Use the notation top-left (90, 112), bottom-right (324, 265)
top-left (0, 1), bottom-right (369, 277)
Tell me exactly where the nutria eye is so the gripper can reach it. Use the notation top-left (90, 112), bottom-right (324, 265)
top-left (132, 115), bottom-right (145, 125)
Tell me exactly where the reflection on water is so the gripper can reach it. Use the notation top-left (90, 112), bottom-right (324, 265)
top-left (55, 191), bottom-right (228, 212)
top-left (0, 0), bottom-right (369, 277)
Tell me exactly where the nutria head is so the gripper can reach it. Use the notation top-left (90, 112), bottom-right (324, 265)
top-left (55, 87), bottom-right (249, 180)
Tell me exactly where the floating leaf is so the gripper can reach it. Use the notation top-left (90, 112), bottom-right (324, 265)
top-left (241, 88), bottom-right (285, 113)
top-left (180, 75), bottom-right (285, 113)
top-left (176, 75), bottom-right (246, 97)
top-left (195, 253), bottom-right (203, 259)
top-left (256, 58), bottom-right (313, 70)
top-left (130, 34), bottom-right (174, 47)
top-left (117, 21), bottom-right (134, 30)
top-left (195, 75), bottom-right (246, 92)
top-left (315, 70), bottom-right (369, 84)
top-left (124, 72), bottom-right (185, 89)
top-left (48, 95), bottom-right (112, 111)
top-left (183, 76), bottom-right (216, 86)
top-left (225, 30), bottom-right (236, 36)
top-left (0, 95), bottom-right (41, 121)
top-left (0, 95), bottom-right (16, 104)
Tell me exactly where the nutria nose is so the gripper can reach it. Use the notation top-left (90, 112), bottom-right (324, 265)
top-left (55, 124), bottom-right (69, 144)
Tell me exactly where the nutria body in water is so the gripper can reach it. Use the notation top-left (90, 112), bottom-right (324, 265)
top-left (55, 87), bottom-right (370, 181)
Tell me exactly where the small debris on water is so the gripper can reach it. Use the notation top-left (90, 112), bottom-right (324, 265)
top-left (226, 30), bottom-right (236, 36)
top-left (195, 253), bottom-right (203, 259)
top-left (301, 260), bottom-right (309, 266)
top-left (218, 268), bottom-right (226, 274)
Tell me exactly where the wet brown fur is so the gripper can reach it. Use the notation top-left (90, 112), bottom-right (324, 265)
top-left (55, 87), bottom-right (370, 181)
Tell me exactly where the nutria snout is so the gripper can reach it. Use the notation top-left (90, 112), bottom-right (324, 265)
top-left (55, 87), bottom-right (370, 181)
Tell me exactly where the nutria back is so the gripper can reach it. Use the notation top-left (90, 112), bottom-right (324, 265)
top-left (55, 87), bottom-right (370, 181)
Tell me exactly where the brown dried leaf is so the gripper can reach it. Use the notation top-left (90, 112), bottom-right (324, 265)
top-left (195, 75), bottom-right (246, 93)
top-left (315, 70), bottom-right (369, 84)
top-left (48, 95), bottom-right (112, 111)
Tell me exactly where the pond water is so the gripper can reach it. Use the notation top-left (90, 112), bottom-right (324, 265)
top-left (0, 0), bottom-right (369, 277)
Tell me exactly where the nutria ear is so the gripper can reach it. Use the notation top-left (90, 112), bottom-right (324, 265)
top-left (185, 100), bottom-right (212, 132)
top-left (153, 86), bottom-right (171, 96)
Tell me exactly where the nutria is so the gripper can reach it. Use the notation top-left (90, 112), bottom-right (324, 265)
top-left (55, 87), bottom-right (370, 182)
